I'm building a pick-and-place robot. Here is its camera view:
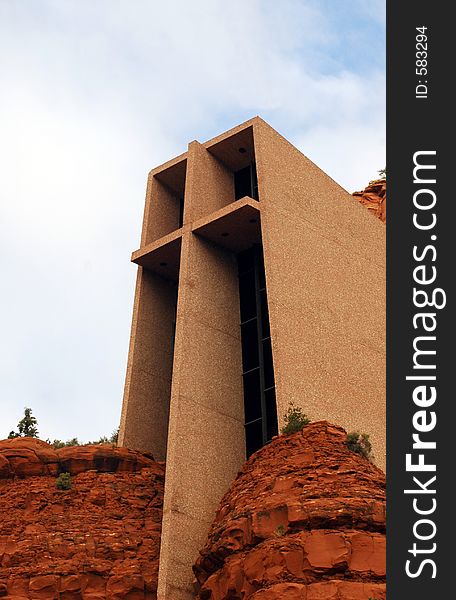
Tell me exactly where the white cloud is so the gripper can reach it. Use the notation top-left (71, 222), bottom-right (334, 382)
top-left (0, 0), bottom-right (385, 441)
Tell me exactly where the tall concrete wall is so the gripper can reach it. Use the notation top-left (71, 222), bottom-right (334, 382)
top-left (118, 267), bottom-right (177, 460)
top-left (254, 118), bottom-right (386, 468)
top-left (157, 141), bottom-right (246, 600)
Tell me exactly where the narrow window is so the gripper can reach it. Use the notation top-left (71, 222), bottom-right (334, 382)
top-left (234, 163), bottom-right (259, 201)
top-left (238, 245), bottom-right (278, 456)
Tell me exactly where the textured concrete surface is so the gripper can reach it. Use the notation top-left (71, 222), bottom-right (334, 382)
top-left (119, 116), bottom-right (386, 599)
top-left (132, 232), bottom-right (182, 282)
top-left (118, 267), bottom-right (177, 460)
top-left (185, 141), bottom-right (234, 222)
top-left (157, 232), bottom-right (246, 598)
top-left (156, 137), bottom-right (247, 598)
top-left (254, 118), bottom-right (385, 470)
top-left (192, 197), bottom-right (261, 253)
top-left (142, 159), bottom-right (187, 245)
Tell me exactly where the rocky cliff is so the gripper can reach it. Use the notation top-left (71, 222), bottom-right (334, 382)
top-left (1, 422), bottom-right (385, 600)
top-left (353, 179), bottom-right (386, 223)
top-left (193, 421), bottom-right (386, 600)
top-left (0, 438), bottom-right (164, 599)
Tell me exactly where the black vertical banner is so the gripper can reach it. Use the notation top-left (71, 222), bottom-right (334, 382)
top-left (388, 2), bottom-right (453, 598)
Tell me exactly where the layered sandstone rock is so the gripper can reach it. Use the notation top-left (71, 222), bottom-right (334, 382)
top-left (353, 178), bottom-right (386, 223)
top-left (1, 424), bottom-right (386, 599)
top-left (193, 421), bottom-right (386, 600)
top-left (0, 437), bottom-right (155, 480)
top-left (0, 438), bottom-right (164, 599)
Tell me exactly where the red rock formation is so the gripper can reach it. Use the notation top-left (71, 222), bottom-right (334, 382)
top-left (1, 426), bottom-right (386, 599)
top-left (0, 438), bottom-right (164, 599)
top-left (353, 179), bottom-right (386, 223)
top-left (0, 437), bottom-right (156, 480)
top-left (193, 421), bottom-right (386, 600)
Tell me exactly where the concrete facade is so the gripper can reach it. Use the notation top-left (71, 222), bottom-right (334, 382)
top-left (119, 117), bottom-right (386, 599)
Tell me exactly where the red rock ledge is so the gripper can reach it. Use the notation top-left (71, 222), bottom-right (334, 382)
top-left (0, 437), bottom-right (164, 599)
top-left (193, 421), bottom-right (386, 600)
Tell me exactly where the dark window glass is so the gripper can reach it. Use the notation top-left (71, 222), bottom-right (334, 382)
top-left (234, 163), bottom-right (259, 201)
top-left (241, 320), bottom-right (259, 371)
top-left (251, 163), bottom-right (259, 200)
top-left (265, 388), bottom-right (278, 440)
top-left (262, 337), bottom-right (274, 389)
top-left (243, 369), bottom-right (262, 423)
top-left (239, 272), bottom-right (256, 322)
top-left (234, 165), bottom-right (253, 200)
top-left (245, 419), bottom-right (263, 457)
top-left (238, 247), bottom-right (255, 275)
top-left (257, 251), bottom-right (265, 289)
top-left (238, 243), bottom-right (277, 458)
top-left (260, 290), bottom-right (270, 338)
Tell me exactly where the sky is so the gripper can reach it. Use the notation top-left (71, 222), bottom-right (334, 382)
top-left (0, 0), bottom-right (385, 442)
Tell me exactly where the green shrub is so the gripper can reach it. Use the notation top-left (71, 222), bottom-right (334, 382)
top-left (50, 430), bottom-right (118, 449)
top-left (50, 439), bottom-right (65, 449)
top-left (280, 403), bottom-right (310, 435)
top-left (56, 472), bottom-right (72, 490)
top-left (50, 438), bottom-right (80, 448)
top-left (347, 432), bottom-right (373, 461)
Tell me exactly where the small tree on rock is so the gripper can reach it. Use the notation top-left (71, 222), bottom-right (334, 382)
top-left (280, 403), bottom-right (310, 435)
top-left (8, 407), bottom-right (39, 439)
